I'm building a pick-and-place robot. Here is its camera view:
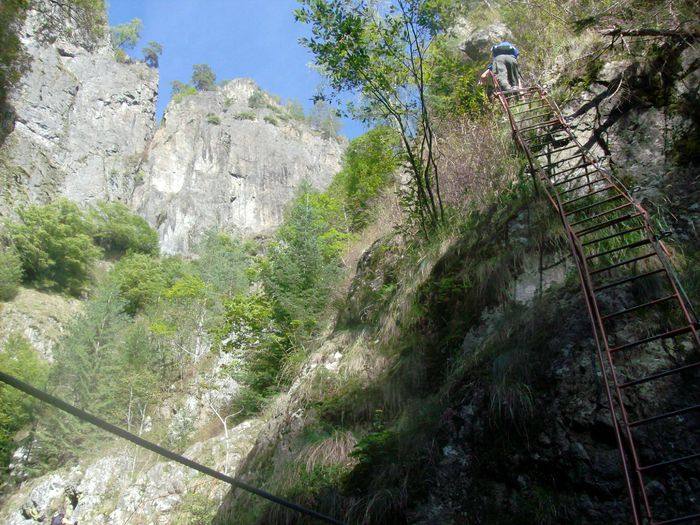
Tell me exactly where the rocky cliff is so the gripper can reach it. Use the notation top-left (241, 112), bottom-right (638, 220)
top-left (132, 79), bottom-right (345, 254)
top-left (0, 0), bottom-right (158, 216)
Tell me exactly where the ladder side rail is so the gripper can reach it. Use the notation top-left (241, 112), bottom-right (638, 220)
top-left (526, 152), bottom-right (644, 525)
top-left (508, 98), bottom-right (650, 523)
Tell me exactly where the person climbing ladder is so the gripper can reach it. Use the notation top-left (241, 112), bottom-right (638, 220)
top-left (478, 41), bottom-right (522, 92)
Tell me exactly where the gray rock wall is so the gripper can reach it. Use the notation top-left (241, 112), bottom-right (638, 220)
top-left (0, 0), bottom-right (158, 216)
top-left (133, 78), bottom-right (345, 254)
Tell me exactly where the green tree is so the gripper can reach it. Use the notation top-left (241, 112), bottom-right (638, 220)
top-left (35, 282), bottom-right (157, 468)
top-left (0, 244), bottom-right (23, 301)
top-left (263, 183), bottom-right (344, 330)
top-left (295, 0), bottom-right (445, 235)
top-left (142, 41), bottom-right (163, 68)
top-left (191, 64), bottom-right (216, 91)
top-left (194, 230), bottom-right (249, 298)
top-left (332, 126), bottom-right (400, 229)
top-left (6, 199), bottom-right (101, 296)
top-left (110, 17), bottom-right (142, 50)
top-left (308, 99), bottom-right (342, 139)
top-left (219, 293), bottom-right (287, 413)
top-left (285, 99), bottom-right (306, 121)
top-left (0, 334), bottom-right (48, 477)
top-left (110, 253), bottom-right (168, 315)
top-left (89, 201), bottom-right (159, 257)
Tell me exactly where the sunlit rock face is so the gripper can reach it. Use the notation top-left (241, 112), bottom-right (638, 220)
top-left (0, 0), bottom-right (159, 217)
top-left (132, 78), bottom-right (345, 254)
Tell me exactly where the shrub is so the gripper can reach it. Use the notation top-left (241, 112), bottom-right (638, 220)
top-left (206, 113), bottom-right (221, 125)
top-left (0, 245), bottom-right (23, 301)
top-left (248, 90), bottom-right (268, 108)
top-left (233, 111), bottom-right (256, 121)
top-left (264, 115), bottom-right (278, 126)
top-left (89, 201), bottom-right (159, 257)
top-left (171, 80), bottom-right (198, 103)
top-left (6, 199), bottom-right (101, 296)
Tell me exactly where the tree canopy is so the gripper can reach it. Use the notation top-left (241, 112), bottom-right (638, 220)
top-left (110, 17), bottom-right (142, 50)
top-left (295, 0), bottom-right (444, 235)
top-left (142, 41), bottom-right (163, 68)
top-left (192, 64), bottom-right (216, 91)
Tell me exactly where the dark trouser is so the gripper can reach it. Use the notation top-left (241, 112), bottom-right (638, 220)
top-left (493, 54), bottom-right (520, 91)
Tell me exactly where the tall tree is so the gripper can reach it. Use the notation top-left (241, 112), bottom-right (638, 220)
top-left (295, 0), bottom-right (444, 235)
top-left (192, 64), bottom-right (216, 91)
top-left (308, 99), bottom-right (342, 138)
top-left (142, 40), bottom-right (163, 68)
top-left (110, 17), bottom-right (142, 50)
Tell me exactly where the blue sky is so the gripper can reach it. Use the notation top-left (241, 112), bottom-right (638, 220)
top-left (107, 0), bottom-right (366, 138)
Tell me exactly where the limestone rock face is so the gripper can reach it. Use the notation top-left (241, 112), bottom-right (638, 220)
top-left (456, 20), bottom-right (513, 62)
top-left (0, 0), bottom-right (158, 216)
top-left (132, 78), bottom-right (345, 254)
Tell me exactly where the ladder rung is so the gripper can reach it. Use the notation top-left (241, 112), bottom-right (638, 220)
top-left (602, 294), bottom-right (677, 321)
top-left (511, 105), bottom-right (551, 118)
top-left (582, 225), bottom-right (645, 247)
top-left (535, 144), bottom-right (578, 157)
top-left (558, 179), bottom-right (608, 196)
top-left (567, 193), bottom-right (624, 216)
top-left (590, 251), bottom-right (656, 275)
top-left (609, 325), bottom-right (692, 354)
top-left (514, 113), bottom-right (553, 125)
top-left (639, 452), bottom-right (700, 472)
top-left (593, 268), bottom-right (665, 292)
top-left (655, 512), bottom-right (700, 525)
top-left (575, 212), bottom-right (642, 237)
top-left (620, 360), bottom-right (700, 389)
top-left (629, 403), bottom-right (700, 428)
top-left (551, 162), bottom-right (595, 182)
top-left (541, 153), bottom-right (586, 169)
top-left (519, 118), bottom-right (561, 133)
top-left (509, 100), bottom-right (547, 110)
top-left (529, 135), bottom-right (572, 149)
top-left (570, 202), bottom-right (634, 227)
top-left (586, 238), bottom-right (651, 260)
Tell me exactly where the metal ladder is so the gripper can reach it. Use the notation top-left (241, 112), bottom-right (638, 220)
top-left (489, 76), bottom-right (700, 524)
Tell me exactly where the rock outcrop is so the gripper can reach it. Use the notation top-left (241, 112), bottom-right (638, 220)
top-left (132, 78), bottom-right (345, 254)
top-left (0, 0), bottom-right (158, 217)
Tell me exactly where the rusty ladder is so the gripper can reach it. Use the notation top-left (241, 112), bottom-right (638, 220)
top-left (489, 76), bottom-right (700, 525)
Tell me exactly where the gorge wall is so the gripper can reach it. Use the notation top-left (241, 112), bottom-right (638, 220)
top-left (0, 0), bottom-right (344, 254)
top-left (133, 79), bottom-right (345, 254)
top-left (0, 1), bottom-right (158, 215)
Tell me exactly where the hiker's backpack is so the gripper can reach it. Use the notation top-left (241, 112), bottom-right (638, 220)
top-left (491, 42), bottom-right (519, 59)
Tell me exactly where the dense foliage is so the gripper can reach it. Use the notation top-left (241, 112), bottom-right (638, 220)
top-left (192, 64), bottom-right (216, 91)
top-left (5, 199), bottom-right (101, 296)
top-left (142, 41), bottom-right (163, 68)
top-left (110, 17), bottom-right (141, 50)
top-left (0, 245), bottom-right (23, 301)
top-left (2, 200), bottom-right (160, 296)
top-left (296, 0), bottom-right (445, 235)
top-left (0, 335), bottom-right (48, 477)
top-left (90, 201), bottom-right (159, 257)
top-left (330, 126), bottom-right (400, 230)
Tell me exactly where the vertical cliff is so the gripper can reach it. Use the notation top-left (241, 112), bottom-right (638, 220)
top-left (0, 0), bottom-right (158, 216)
top-left (132, 78), bottom-right (345, 254)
